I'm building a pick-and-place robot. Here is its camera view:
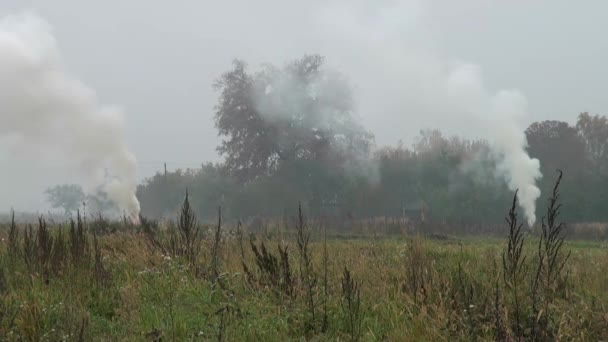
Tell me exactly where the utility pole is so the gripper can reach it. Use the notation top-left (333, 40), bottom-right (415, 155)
top-left (164, 162), bottom-right (167, 182)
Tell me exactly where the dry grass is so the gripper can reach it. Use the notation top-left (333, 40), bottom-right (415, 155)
top-left (0, 180), bottom-right (606, 340)
top-left (0, 222), bottom-right (607, 340)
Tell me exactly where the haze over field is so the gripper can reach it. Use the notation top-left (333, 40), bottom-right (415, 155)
top-left (0, 1), bottom-right (606, 221)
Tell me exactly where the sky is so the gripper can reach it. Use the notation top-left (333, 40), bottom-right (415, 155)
top-left (0, 0), bottom-right (607, 211)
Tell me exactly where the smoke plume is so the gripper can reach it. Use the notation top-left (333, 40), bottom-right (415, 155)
top-left (0, 12), bottom-right (140, 217)
top-left (250, 57), bottom-right (378, 181)
top-left (445, 65), bottom-right (542, 225)
top-left (312, 1), bottom-right (542, 225)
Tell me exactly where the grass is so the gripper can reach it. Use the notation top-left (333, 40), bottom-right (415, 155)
top-left (0, 178), bottom-right (607, 340)
top-left (0, 222), bottom-right (607, 341)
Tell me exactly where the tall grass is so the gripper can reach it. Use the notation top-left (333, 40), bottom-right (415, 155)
top-left (0, 174), bottom-right (604, 340)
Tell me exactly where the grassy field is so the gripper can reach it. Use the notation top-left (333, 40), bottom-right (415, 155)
top-left (0, 198), bottom-right (607, 342)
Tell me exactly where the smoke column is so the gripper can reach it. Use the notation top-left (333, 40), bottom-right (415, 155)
top-left (445, 64), bottom-right (542, 225)
top-left (0, 12), bottom-right (140, 217)
top-left (314, 2), bottom-right (542, 225)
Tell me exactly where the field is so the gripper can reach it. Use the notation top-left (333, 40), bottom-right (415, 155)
top-left (0, 195), bottom-right (607, 342)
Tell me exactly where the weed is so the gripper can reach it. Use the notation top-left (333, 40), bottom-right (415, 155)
top-left (22, 224), bottom-right (36, 271)
top-left (341, 267), bottom-right (363, 342)
top-left (236, 220), bottom-right (245, 260)
top-left (140, 215), bottom-right (163, 252)
top-left (50, 228), bottom-right (67, 277)
top-left (295, 203), bottom-right (317, 331)
top-left (321, 223), bottom-right (329, 333)
top-left (69, 211), bottom-right (89, 266)
top-left (215, 305), bottom-right (234, 342)
top-left (249, 238), bottom-right (294, 298)
top-left (93, 230), bottom-right (113, 288)
top-left (502, 190), bottom-right (527, 339)
top-left (531, 170), bottom-right (572, 340)
top-left (210, 206), bottom-right (223, 280)
top-left (278, 242), bottom-right (295, 298)
top-left (403, 235), bottom-right (431, 301)
top-left (492, 259), bottom-right (508, 341)
top-left (36, 217), bottom-right (52, 284)
top-left (456, 262), bottom-right (478, 339)
top-left (146, 191), bottom-right (204, 267)
top-left (173, 190), bottom-right (203, 265)
top-left (8, 210), bottom-right (18, 259)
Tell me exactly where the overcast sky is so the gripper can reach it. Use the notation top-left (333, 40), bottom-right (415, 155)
top-left (1, 0), bottom-right (606, 211)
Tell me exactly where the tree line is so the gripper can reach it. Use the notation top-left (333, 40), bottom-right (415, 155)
top-left (47, 55), bottom-right (608, 225)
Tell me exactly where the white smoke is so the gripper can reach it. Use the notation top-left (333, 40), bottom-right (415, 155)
top-left (251, 59), bottom-right (379, 182)
top-left (0, 12), bottom-right (140, 217)
top-left (444, 64), bottom-right (542, 225)
top-left (312, 1), bottom-right (542, 225)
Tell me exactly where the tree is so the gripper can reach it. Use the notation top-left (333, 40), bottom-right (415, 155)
top-left (576, 112), bottom-right (608, 174)
top-left (45, 184), bottom-right (85, 215)
top-left (137, 168), bottom-right (200, 218)
top-left (526, 120), bottom-right (589, 221)
top-left (526, 120), bottom-right (586, 177)
top-left (574, 113), bottom-right (608, 220)
top-left (213, 54), bottom-right (374, 182)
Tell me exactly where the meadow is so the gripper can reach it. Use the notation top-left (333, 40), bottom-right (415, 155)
top-left (0, 185), bottom-right (607, 341)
